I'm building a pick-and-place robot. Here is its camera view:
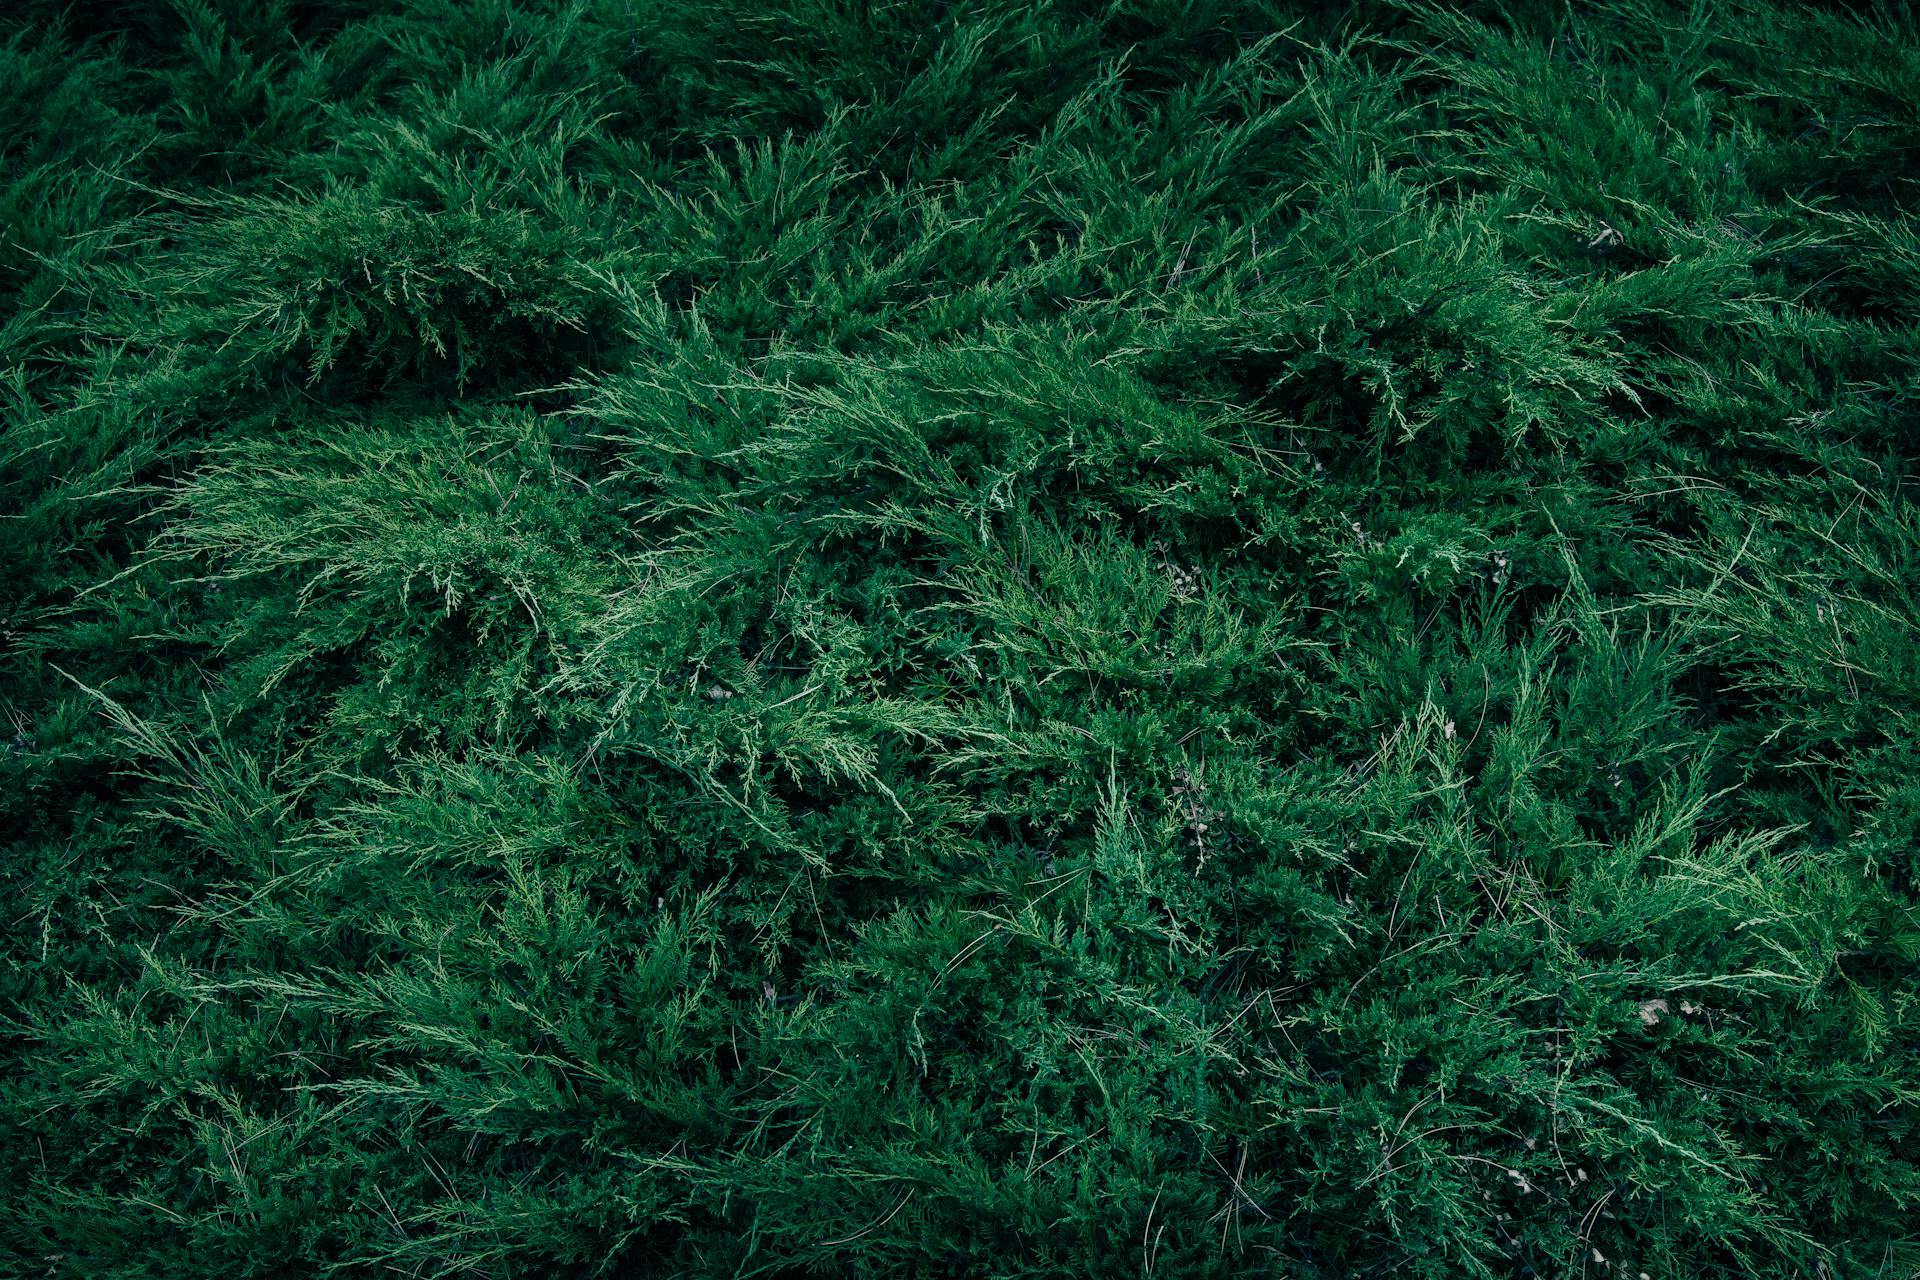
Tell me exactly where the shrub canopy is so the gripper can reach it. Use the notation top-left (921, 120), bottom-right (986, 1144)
top-left (3, 1), bottom-right (1918, 1276)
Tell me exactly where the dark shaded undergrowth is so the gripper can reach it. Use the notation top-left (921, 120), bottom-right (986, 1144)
top-left (3, 1), bottom-right (1918, 1276)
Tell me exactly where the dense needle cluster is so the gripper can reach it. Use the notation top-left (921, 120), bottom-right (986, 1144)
top-left (3, 1), bottom-right (1918, 1276)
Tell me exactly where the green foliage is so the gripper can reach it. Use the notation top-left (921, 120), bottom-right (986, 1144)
top-left (4, 1), bottom-right (1918, 1276)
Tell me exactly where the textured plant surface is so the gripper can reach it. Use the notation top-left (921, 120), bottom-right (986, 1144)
top-left (3, 2), bottom-right (1919, 1276)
